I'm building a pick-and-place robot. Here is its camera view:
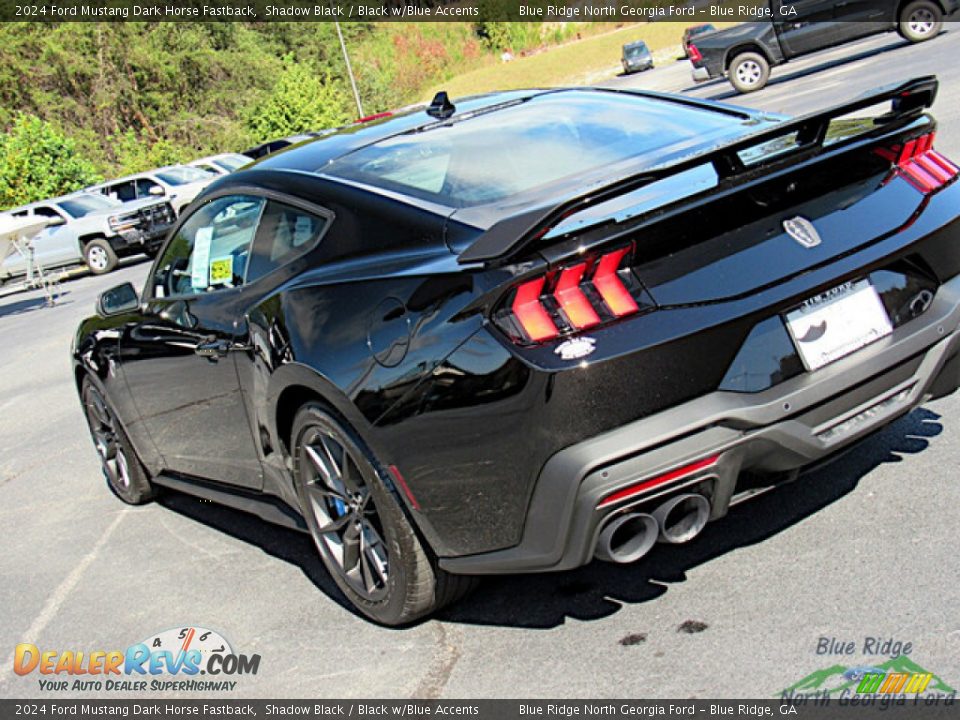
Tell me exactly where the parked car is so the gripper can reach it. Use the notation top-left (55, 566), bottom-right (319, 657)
top-left (621, 40), bottom-right (654, 74)
top-left (688, 0), bottom-right (956, 93)
top-left (75, 79), bottom-right (960, 624)
top-left (681, 23), bottom-right (716, 59)
top-left (87, 165), bottom-right (216, 215)
top-left (242, 133), bottom-right (328, 160)
top-left (2, 192), bottom-right (174, 277)
top-left (188, 153), bottom-right (253, 176)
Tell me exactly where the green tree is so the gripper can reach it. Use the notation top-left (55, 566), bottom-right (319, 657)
top-left (246, 54), bottom-right (351, 142)
top-left (110, 129), bottom-right (188, 175)
top-left (0, 114), bottom-right (101, 208)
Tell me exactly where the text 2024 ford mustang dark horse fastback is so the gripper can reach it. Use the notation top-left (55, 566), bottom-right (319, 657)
top-left (74, 78), bottom-right (960, 624)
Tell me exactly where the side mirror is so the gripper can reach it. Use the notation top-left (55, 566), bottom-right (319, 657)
top-left (148, 186), bottom-right (165, 196)
top-left (97, 282), bottom-right (139, 316)
top-left (45, 216), bottom-right (66, 227)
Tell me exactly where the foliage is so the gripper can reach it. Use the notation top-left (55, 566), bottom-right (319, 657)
top-left (109, 129), bottom-right (190, 176)
top-left (245, 54), bottom-right (351, 140)
top-left (0, 20), bottom-right (695, 211)
top-left (0, 113), bottom-right (101, 208)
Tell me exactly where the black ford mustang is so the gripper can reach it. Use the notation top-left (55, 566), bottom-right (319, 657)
top-left (74, 78), bottom-right (960, 625)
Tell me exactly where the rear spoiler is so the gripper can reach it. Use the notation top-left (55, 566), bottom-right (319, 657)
top-left (457, 76), bottom-right (939, 266)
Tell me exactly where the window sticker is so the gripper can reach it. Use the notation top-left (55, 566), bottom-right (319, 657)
top-left (191, 226), bottom-right (213, 290)
top-left (209, 256), bottom-right (234, 286)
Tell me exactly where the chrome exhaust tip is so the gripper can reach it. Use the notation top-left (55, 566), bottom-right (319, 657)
top-left (595, 512), bottom-right (658, 564)
top-left (652, 493), bottom-right (711, 544)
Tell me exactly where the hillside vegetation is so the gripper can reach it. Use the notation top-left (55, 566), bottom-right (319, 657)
top-left (0, 21), bottom-right (699, 208)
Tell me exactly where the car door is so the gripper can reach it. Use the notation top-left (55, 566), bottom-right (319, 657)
top-left (829, 0), bottom-right (891, 42)
top-left (115, 194), bottom-right (268, 488)
top-left (774, 0), bottom-right (843, 56)
top-left (30, 205), bottom-right (81, 268)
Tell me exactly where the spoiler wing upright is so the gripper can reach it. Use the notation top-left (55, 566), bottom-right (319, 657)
top-left (457, 76), bottom-right (939, 266)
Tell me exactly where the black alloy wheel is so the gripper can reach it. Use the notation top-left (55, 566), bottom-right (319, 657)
top-left (291, 403), bottom-right (476, 625)
top-left (81, 377), bottom-right (155, 504)
top-left (299, 423), bottom-right (391, 601)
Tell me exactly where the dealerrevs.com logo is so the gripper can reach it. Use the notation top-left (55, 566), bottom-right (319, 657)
top-left (13, 626), bottom-right (260, 693)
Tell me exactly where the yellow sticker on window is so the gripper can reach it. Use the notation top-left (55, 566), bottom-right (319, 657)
top-left (209, 257), bottom-right (233, 285)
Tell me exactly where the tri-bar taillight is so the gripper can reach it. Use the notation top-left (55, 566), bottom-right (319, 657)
top-left (495, 244), bottom-right (645, 344)
top-left (877, 132), bottom-right (959, 194)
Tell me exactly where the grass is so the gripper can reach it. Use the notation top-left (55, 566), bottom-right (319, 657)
top-left (424, 22), bottom-right (737, 100)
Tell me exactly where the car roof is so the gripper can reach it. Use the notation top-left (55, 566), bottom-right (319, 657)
top-left (90, 165), bottom-right (197, 186)
top-left (254, 87), bottom-right (760, 175)
top-left (192, 153), bottom-right (248, 162)
top-left (229, 87), bottom-right (770, 230)
top-left (10, 192), bottom-right (120, 212)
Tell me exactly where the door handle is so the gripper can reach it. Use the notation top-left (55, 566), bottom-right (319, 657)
top-left (194, 337), bottom-right (252, 360)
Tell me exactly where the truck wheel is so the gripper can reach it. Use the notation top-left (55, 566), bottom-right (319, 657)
top-left (898, 1), bottom-right (942, 42)
top-left (729, 52), bottom-right (770, 94)
top-left (84, 238), bottom-right (118, 275)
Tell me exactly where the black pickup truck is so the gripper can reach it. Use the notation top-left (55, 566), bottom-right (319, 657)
top-left (689, 0), bottom-right (957, 93)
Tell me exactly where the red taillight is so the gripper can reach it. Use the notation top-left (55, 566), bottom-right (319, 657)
top-left (688, 44), bottom-right (702, 63)
top-left (501, 246), bottom-right (643, 345)
top-left (596, 454), bottom-right (720, 509)
top-left (593, 247), bottom-right (640, 317)
top-left (512, 277), bottom-right (559, 342)
top-left (881, 131), bottom-right (959, 194)
top-left (554, 263), bottom-right (601, 329)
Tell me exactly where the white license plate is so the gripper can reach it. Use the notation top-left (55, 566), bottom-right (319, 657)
top-left (785, 279), bottom-right (893, 371)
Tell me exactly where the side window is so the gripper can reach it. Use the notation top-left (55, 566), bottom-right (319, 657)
top-left (245, 200), bottom-right (327, 283)
top-left (107, 181), bottom-right (137, 202)
top-left (136, 178), bottom-right (162, 198)
top-left (150, 195), bottom-right (265, 299)
top-left (32, 206), bottom-right (64, 219)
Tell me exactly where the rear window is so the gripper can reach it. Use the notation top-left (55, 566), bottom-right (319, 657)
top-left (325, 92), bottom-right (738, 208)
top-left (155, 167), bottom-right (215, 186)
top-left (215, 154), bottom-right (252, 172)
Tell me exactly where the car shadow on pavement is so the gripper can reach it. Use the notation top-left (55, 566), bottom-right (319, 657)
top-left (437, 406), bottom-right (943, 629)
top-left (153, 406), bottom-right (942, 629)
top-left (697, 36), bottom-right (922, 102)
top-left (156, 493), bottom-right (358, 616)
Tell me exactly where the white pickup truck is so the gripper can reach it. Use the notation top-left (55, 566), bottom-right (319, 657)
top-left (0, 192), bottom-right (175, 281)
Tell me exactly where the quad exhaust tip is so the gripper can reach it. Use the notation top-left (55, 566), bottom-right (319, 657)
top-left (595, 512), bottom-right (658, 564)
top-left (595, 493), bottom-right (712, 564)
top-left (652, 493), bottom-right (711, 544)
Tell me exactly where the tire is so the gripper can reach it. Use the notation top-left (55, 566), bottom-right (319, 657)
top-left (898, 0), bottom-right (942, 42)
top-left (728, 52), bottom-right (770, 94)
top-left (81, 377), bottom-right (156, 505)
top-left (291, 403), bottom-right (475, 625)
top-left (83, 238), bottom-right (118, 275)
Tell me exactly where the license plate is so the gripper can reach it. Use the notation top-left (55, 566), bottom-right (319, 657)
top-left (785, 279), bottom-right (892, 371)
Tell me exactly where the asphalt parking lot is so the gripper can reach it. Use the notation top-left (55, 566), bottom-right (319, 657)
top-left (2, 27), bottom-right (959, 700)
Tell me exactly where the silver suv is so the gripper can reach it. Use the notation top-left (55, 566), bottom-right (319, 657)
top-left (0, 192), bottom-right (175, 279)
top-left (87, 165), bottom-right (216, 215)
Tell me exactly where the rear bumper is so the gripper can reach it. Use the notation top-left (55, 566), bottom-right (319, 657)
top-left (440, 271), bottom-right (960, 575)
top-left (691, 66), bottom-right (711, 82)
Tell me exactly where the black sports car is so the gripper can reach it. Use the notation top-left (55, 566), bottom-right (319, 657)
top-left (74, 78), bottom-right (960, 625)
